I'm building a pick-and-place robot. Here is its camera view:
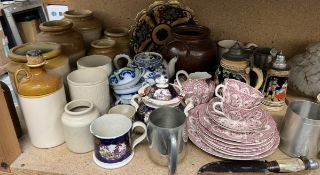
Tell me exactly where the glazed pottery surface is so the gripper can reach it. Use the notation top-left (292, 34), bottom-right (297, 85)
top-left (36, 20), bottom-right (85, 69)
top-left (130, 1), bottom-right (195, 54)
top-left (104, 27), bottom-right (130, 54)
top-left (90, 114), bottom-right (146, 169)
top-left (67, 68), bottom-right (110, 114)
top-left (77, 55), bottom-right (113, 76)
top-left (147, 107), bottom-right (188, 175)
top-left (108, 105), bottom-right (136, 120)
top-left (109, 67), bottom-right (144, 90)
top-left (62, 99), bottom-right (99, 153)
top-left (7, 42), bottom-right (70, 95)
top-left (88, 38), bottom-right (117, 59)
top-left (163, 25), bottom-right (218, 73)
top-left (215, 79), bottom-right (263, 109)
top-left (215, 42), bottom-right (263, 89)
top-left (175, 70), bottom-right (215, 105)
top-left (64, 10), bottom-right (102, 48)
top-left (113, 52), bottom-right (177, 82)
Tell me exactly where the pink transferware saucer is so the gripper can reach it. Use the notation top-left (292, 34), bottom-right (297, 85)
top-left (187, 106), bottom-right (280, 160)
top-left (206, 98), bottom-right (267, 132)
top-left (198, 104), bottom-right (278, 144)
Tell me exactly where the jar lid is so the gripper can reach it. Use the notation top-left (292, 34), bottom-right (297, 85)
top-left (222, 42), bottom-right (250, 60)
top-left (26, 50), bottom-right (46, 67)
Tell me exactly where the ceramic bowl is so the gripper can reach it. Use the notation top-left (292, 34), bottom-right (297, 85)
top-left (113, 78), bottom-right (144, 95)
top-left (108, 105), bottom-right (136, 120)
top-left (109, 67), bottom-right (144, 90)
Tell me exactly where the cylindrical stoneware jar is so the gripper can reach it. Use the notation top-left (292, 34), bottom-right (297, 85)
top-left (63, 10), bottom-right (102, 48)
top-left (88, 38), bottom-right (117, 59)
top-left (7, 42), bottom-right (70, 98)
top-left (61, 99), bottom-right (99, 153)
top-left (15, 50), bottom-right (66, 148)
top-left (103, 27), bottom-right (130, 54)
top-left (36, 20), bottom-right (85, 69)
top-left (67, 68), bottom-right (110, 114)
top-left (77, 55), bottom-right (113, 77)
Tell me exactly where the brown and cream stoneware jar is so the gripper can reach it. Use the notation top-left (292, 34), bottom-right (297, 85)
top-left (88, 38), bottom-right (117, 58)
top-left (104, 27), bottom-right (130, 55)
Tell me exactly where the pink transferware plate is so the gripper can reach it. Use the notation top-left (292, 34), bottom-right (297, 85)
top-left (206, 97), bottom-right (267, 132)
top-left (187, 107), bottom-right (280, 160)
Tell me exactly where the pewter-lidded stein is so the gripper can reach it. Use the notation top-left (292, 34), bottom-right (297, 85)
top-left (215, 42), bottom-right (264, 89)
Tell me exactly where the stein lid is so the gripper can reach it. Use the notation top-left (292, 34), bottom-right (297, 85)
top-left (222, 42), bottom-right (250, 61)
top-left (272, 51), bottom-right (289, 70)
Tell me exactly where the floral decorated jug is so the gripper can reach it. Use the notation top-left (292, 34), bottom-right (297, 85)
top-left (113, 52), bottom-right (177, 84)
top-left (215, 42), bottom-right (264, 89)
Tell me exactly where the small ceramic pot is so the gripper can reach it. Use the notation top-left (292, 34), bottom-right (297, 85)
top-left (67, 68), bottom-right (110, 114)
top-left (36, 20), bottom-right (85, 69)
top-left (90, 114), bottom-right (147, 169)
top-left (61, 99), bottom-right (99, 153)
top-left (212, 101), bottom-right (264, 121)
top-left (108, 105), bottom-right (136, 120)
top-left (104, 27), bottom-right (130, 54)
top-left (63, 10), bottom-right (102, 48)
top-left (215, 79), bottom-right (263, 108)
top-left (77, 55), bottom-right (113, 77)
top-left (88, 38), bottom-right (117, 59)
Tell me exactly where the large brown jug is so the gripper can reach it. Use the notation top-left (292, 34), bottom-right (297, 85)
top-left (163, 25), bottom-right (218, 74)
top-left (36, 20), bottom-right (85, 69)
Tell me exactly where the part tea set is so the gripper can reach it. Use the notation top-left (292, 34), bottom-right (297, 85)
top-left (5, 1), bottom-right (320, 175)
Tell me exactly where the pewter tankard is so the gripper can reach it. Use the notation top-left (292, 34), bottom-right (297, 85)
top-left (279, 100), bottom-right (320, 158)
top-left (147, 107), bottom-right (188, 175)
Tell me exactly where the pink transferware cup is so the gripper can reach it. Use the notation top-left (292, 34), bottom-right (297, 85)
top-left (215, 79), bottom-right (263, 108)
top-left (212, 101), bottom-right (265, 121)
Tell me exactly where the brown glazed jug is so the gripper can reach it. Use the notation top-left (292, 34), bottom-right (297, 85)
top-left (163, 25), bottom-right (218, 74)
top-left (36, 20), bottom-right (85, 69)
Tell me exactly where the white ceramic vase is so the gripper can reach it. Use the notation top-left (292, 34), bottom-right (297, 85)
top-left (67, 68), bottom-right (110, 114)
top-left (19, 87), bottom-right (66, 148)
top-left (61, 99), bottom-right (99, 153)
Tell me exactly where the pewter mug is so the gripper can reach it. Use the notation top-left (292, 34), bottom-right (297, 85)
top-left (279, 100), bottom-right (320, 158)
top-left (147, 107), bottom-right (188, 175)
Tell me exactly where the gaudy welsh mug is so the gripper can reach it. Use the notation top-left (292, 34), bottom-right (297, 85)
top-left (90, 114), bottom-right (146, 169)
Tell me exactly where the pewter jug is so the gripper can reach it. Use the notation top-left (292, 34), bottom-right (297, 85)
top-left (147, 107), bottom-right (188, 175)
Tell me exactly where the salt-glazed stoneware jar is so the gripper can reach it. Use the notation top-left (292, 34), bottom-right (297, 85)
top-left (104, 27), bottom-right (130, 54)
top-left (61, 99), bottom-right (99, 153)
top-left (88, 38), bottom-right (117, 59)
top-left (63, 10), bottom-right (102, 48)
top-left (15, 50), bottom-right (66, 148)
top-left (131, 76), bottom-right (193, 124)
top-left (36, 20), bottom-right (85, 69)
top-left (7, 42), bottom-right (71, 98)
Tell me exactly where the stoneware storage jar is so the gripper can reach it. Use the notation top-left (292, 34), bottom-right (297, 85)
top-left (7, 42), bottom-right (71, 98)
top-left (104, 27), bottom-right (130, 54)
top-left (15, 50), bottom-right (66, 148)
top-left (67, 68), bottom-right (110, 114)
top-left (77, 55), bottom-right (113, 77)
top-left (163, 25), bottom-right (218, 74)
top-left (88, 38), bottom-right (117, 59)
top-left (63, 10), bottom-right (102, 48)
top-left (61, 99), bottom-right (99, 153)
top-left (36, 20), bottom-right (85, 69)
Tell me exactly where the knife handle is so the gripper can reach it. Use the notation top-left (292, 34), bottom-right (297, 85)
top-left (267, 157), bottom-right (319, 173)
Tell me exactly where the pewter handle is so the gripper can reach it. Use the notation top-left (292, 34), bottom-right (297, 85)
top-left (169, 135), bottom-right (178, 175)
top-left (175, 70), bottom-right (189, 90)
top-left (113, 54), bottom-right (132, 69)
top-left (131, 121), bottom-right (147, 149)
top-left (14, 68), bottom-right (31, 92)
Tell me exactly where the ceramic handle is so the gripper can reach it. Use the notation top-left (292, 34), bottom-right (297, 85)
top-left (183, 98), bottom-right (194, 116)
top-left (212, 101), bottom-right (225, 117)
top-left (169, 135), bottom-right (178, 175)
top-left (131, 121), bottom-right (147, 149)
top-left (175, 70), bottom-right (189, 89)
top-left (215, 84), bottom-right (225, 101)
top-left (130, 94), bottom-right (141, 111)
top-left (244, 42), bottom-right (258, 49)
top-left (14, 68), bottom-right (31, 92)
top-left (113, 54), bottom-right (132, 69)
top-left (245, 67), bottom-right (264, 89)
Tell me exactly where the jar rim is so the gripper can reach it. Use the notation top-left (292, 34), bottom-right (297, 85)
top-left (104, 27), bottom-right (129, 37)
top-left (65, 99), bottom-right (94, 116)
top-left (172, 25), bottom-right (210, 40)
top-left (40, 20), bottom-right (73, 32)
top-left (63, 9), bottom-right (93, 19)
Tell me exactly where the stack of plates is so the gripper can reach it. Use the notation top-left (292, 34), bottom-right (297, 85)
top-left (187, 97), bottom-right (280, 160)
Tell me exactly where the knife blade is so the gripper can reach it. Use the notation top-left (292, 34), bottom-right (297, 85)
top-left (198, 157), bottom-right (319, 174)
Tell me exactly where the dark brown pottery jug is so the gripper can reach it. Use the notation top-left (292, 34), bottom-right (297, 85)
top-left (163, 25), bottom-right (218, 74)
